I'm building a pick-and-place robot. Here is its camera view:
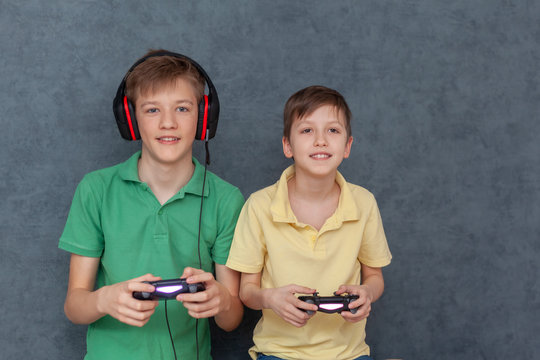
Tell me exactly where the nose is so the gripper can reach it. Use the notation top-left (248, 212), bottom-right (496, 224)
top-left (314, 131), bottom-right (327, 147)
top-left (159, 109), bottom-right (177, 129)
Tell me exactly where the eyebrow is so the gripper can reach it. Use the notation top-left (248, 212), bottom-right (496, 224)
top-left (295, 119), bottom-right (345, 127)
top-left (139, 99), bottom-right (195, 107)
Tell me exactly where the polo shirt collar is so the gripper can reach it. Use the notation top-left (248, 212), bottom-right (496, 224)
top-left (185, 157), bottom-right (209, 197)
top-left (118, 151), bottom-right (141, 182)
top-left (118, 151), bottom-right (209, 197)
top-left (270, 165), bottom-right (297, 223)
top-left (270, 165), bottom-right (359, 226)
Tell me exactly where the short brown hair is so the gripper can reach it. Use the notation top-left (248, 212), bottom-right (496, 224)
top-left (283, 85), bottom-right (352, 139)
top-left (125, 49), bottom-right (205, 105)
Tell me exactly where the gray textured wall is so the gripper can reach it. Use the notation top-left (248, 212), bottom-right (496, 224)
top-left (1, 1), bottom-right (539, 359)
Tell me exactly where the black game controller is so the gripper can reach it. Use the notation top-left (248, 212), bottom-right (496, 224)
top-left (298, 292), bottom-right (359, 315)
top-left (133, 278), bottom-right (205, 300)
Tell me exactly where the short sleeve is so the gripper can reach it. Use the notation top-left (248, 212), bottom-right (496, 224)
top-left (358, 196), bottom-right (392, 267)
top-left (211, 187), bottom-right (245, 265)
top-left (58, 174), bottom-right (104, 257)
top-left (226, 195), bottom-right (267, 273)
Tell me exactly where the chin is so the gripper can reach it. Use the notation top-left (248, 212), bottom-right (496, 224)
top-left (145, 150), bottom-right (192, 166)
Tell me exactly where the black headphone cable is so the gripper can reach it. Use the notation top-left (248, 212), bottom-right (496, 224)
top-left (165, 300), bottom-right (178, 360)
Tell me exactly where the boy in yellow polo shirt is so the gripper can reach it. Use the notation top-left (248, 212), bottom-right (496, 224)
top-left (226, 85), bottom-right (392, 360)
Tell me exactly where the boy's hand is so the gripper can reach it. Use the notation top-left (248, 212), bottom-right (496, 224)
top-left (334, 284), bottom-right (373, 323)
top-left (264, 284), bottom-right (318, 328)
top-left (176, 267), bottom-right (231, 319)
top-left (97, 273), bottom-right (161, 327)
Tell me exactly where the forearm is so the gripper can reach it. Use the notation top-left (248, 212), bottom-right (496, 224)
top-left (64, 254), bottom-right (107, 325)
top-left (211, 264), bottom-right (244, 331)
top-left (64, 287), bottom-right (107, 325)
top-left (239, 281), bottom-right (270, 310)
top-left (361, 272), bottom-right (385, 303)
top-left (214, 292), bottom-right (244, 331)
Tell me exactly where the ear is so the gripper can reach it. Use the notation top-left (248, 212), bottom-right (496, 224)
top-left (343, 136), bottom-right (353, 159)
top-left (282, 136), bottom-right (294, 158)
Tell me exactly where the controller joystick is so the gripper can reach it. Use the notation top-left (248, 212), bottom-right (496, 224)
top-left (303, 298), bottom-right (316, 315)
top-left (133, 278), bottom-right (205, 300)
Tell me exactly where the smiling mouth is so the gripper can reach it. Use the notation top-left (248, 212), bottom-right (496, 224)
top-left (157, 136), bottom-right (180, 142)
top-left (310, 153), bottom-right (331, 159)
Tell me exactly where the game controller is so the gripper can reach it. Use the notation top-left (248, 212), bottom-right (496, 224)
top-left (133, 278), bottom-right (205, 300)
top-left (298, 292), bottom-right (359, 315)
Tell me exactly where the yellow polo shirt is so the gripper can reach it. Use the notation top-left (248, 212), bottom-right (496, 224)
top-left (227, 165), bottom-right (392, 360)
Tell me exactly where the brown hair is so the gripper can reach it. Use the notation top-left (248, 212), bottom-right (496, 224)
top-left (125, 49), bottom-right (205, 106)
top-left (283, 85), bottom-right (352, 139)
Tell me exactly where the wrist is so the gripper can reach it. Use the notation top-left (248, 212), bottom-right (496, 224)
top-left (94, 286), bottom-right (109, 316)
top-left (260, 288), bottom-right (273, 310)
top-left (360, 284), bottom-right (374, 302)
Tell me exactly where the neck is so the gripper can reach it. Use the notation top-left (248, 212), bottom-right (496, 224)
top-left (287, 167), bottom-right (341, 231)
top-left (138, 153), bottom-right (195, 205)
top-left (289, 167), bottom-right (339, 202)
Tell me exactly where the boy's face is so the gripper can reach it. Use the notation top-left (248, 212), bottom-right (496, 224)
top-left (136, 77), bottom-right (199, 167)
top-left (282, 104), bottom-right (353, 179)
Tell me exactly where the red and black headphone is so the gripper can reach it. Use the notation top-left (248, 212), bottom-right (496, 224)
top-left (113, 51), bottom-right (219, 141)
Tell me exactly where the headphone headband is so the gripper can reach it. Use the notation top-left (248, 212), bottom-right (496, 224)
top-left (113, 51), bottom-right (220, 141)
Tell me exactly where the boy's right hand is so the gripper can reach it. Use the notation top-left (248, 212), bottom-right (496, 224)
top-left (264, 284), bottom-right (318, 327)
top-left (96, 273), bottom-right (161, 327)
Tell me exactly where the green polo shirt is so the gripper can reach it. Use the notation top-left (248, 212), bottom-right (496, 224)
top-left (59, 151), bottom-right (244, 360)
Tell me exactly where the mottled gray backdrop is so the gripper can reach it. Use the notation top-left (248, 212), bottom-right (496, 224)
top-left (1, 1), bottom-right (539, 359)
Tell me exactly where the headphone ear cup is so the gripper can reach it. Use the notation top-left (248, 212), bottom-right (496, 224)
top-left (196, 95), bottom-right (209, 140)
top-left (113, 94), bottom-right (140, 141)
top-left (196, 94), bottom-right (219, 140)
top-left (126, 99), bottom-right (140, 140)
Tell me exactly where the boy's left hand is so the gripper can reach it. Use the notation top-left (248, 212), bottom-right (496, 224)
top-left (334, 284), bottom-right (373, 323)
top-left (176, 267), bottom-right (231, 319)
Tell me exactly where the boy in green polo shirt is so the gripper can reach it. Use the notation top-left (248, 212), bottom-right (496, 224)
top-left (59, 50), bottom-right (244, 359)
top-left (226, 85), bottom-right (392, 360)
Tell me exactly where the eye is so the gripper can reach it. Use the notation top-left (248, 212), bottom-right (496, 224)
top-left (146, 108), bottom-right (159, 114)
top-left (329, 128), bottom-right (340, 134)
top-left (176, 106), bottom-right (188, 112)
top-left (301, 128), bottom-right (312, 134)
